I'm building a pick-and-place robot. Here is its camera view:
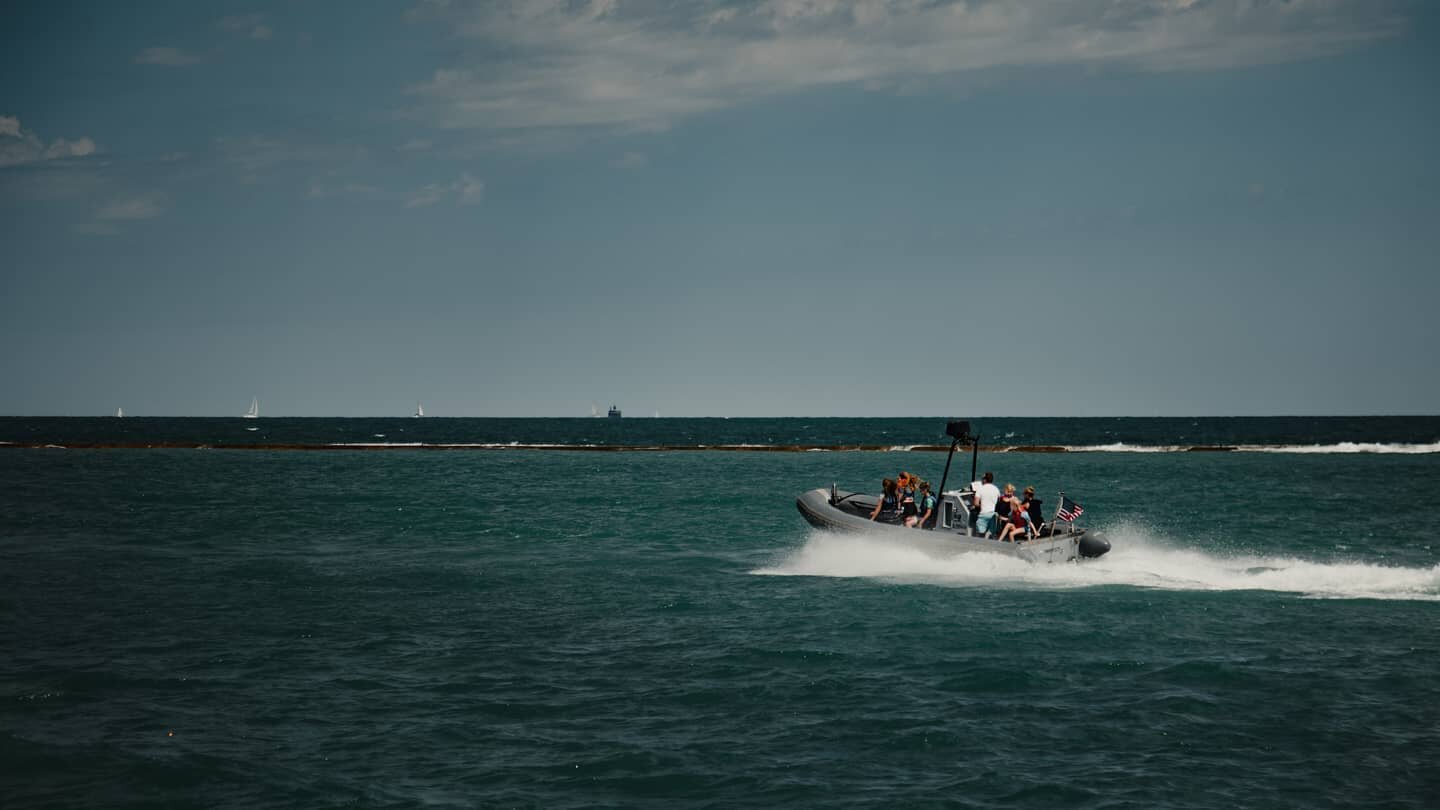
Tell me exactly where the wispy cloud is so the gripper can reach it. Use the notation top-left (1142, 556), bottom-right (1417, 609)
top-left (134, 46), bottom-right (203, 66)
top-left (408, 0), bottom-right (1410, 136)
top-left (306, 173), bottom-right (483, 209)
top-left (71, 223), bottom-right (121, 236)
top-left (0, 115), bottom-right (99, 168)
top-left (402, 172), bottom-right (484, 208)
top-left (215, 135), bottom-right (369, 183)
top-left (612, 151), bottom-right (648, 169)
top-left (97, 192), bottom-right (167, 221)
top-left (219, 14), bottom-right (274, 40)
top-left (72, 192), bottom-right (167, 236)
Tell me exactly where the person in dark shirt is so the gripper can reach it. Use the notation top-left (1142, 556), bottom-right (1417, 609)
top-left (1021, 486), bottom-right (1045, 538)
top-left (870, 478), bottom-right (900, 523)
top-left (914, 481), bottom-right (937, 529)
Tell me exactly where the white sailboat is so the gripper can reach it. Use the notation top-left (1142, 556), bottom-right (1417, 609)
top-left (414, 403), bottom-right (424, 418)
top-left (116, 407), bottom-right (124, 418)
top-left (243, 397), bottom-right (260, 419)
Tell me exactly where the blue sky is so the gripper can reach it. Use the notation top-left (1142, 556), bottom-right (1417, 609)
top-left (2, 0), bottom-right (1437, 416)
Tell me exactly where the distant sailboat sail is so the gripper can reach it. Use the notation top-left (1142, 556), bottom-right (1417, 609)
top-left (116, 407), bottom-right (124, 418)
top-left (243, 397), bottom-right (260, 419)
top-left (414, 403), bottom-right (424, 418)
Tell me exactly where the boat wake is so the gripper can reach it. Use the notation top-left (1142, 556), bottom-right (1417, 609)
top-left (754, 525), bottom-right (1440, 601)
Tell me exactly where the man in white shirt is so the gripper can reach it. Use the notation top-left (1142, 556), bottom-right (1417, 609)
top-left (972, 472), bottom-right (1001, 538)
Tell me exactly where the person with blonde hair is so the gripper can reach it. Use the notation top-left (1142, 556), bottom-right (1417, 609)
top-left (898, 472), bottom-right (919, 527)
top-left (997, 484), bottom-right (1028, 542)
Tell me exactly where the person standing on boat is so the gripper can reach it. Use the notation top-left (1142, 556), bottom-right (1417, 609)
top-left (972, 472), bottom-right (1001, 537)
top-left (870, 478), bottom-right (901, 523)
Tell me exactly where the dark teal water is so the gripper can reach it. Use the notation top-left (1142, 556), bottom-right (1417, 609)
top-left (3, 419), bottom-right (1439, 807)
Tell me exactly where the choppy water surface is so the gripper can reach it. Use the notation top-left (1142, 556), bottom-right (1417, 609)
top-left (2, 418), bottom-right (1438, 807)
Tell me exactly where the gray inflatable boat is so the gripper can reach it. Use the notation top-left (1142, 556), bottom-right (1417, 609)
top-left (794, 420), bottom-right (1111, 565)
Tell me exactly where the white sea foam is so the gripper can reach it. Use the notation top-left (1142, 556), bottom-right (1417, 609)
top-left (1063, 443), bottom-right (1187, 453)
top-left (1061, 442), bottom-right (1440, 454)
top-left (755, 525), bottom-right (1440, 601)
top-left (1240, 441), bottom-right (1440, 454)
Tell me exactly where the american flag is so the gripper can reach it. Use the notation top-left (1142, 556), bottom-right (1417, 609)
top-left (1057, 496), bottom-right (1084, 522)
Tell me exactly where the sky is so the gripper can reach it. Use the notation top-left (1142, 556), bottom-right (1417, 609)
top-left (2, 0), bottom-right (1437, 417)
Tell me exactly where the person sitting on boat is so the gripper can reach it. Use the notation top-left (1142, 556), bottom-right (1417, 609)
top-left (870, 478), bottom-right (901, 523)
top-left (914, 481), bottom-right (937, 529)
top-left (972, 472), bottom-right (1001, 537)
top-left (997, 483), bottom-right (1018, 525)
top-left (997, 498), bottom-right (1029, 542)
top-left (1021, 487), bottom-right (1045, 538)
top-left (898, 472), bottom-right (919, 527)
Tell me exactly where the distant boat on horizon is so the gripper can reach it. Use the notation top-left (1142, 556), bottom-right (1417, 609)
top-left (414, 403), bottom-right (424, 418)
top-left (608, 404), bottom-right (622, 419)
top-left (116, 407), bottom-right (123, 418)
top-left (243, 397), bottom-right (260, 419)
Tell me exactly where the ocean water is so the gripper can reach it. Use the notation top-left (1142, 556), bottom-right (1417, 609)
top-left (2, 417), bottom-right (1439, 808)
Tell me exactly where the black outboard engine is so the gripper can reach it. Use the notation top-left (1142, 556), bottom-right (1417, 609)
top-left (1078, 532), bottom-right (1111, 559)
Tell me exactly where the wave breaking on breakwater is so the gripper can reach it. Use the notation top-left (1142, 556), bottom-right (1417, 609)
top-left (4, 441), bottom-right (1438, 453)
top-left (1061, 441), bottom-right (1440, 454)
top-left (755, 528), bottom-right (1440, 601)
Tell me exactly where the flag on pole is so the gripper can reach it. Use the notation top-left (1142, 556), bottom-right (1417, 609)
top-left (1056, 496), bottom-right (1084, 522)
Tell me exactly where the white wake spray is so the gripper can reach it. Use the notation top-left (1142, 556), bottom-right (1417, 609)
top-left (755, 525), bottom-right (1440, 601)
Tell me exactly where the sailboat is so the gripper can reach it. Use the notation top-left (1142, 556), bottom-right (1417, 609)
top-left (116, 407), bottom-right (124, 418)
top-left (414, 403), bottom-right (424, 418)
top-left (243, 397), bottom-right (260, 419)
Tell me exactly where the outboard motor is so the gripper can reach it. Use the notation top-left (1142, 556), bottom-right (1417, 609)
top-left (1077, 532), bottom-right (1111, 559)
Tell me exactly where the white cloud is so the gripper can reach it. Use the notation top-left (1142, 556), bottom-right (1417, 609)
top-left (0, 115), bottom-right (99, 168)
top-left (306, 181), bottom-right (382, 200)
top-left (612, 151), bottom-right (648, 169)
top-left (97, 192), bottom-right (166, 221)
top-left (72, 223), bottom-right (122, 236)
top-left (215, 135), bottom-right (369, 183)
top-left (403, 188), bottom-right (445, 209)
top-left (134, 46), bottom-right (202, 66)
top-left (403, 172), bottom-right (484, 208)
top-left (219, 14), bottom-right (274, 40)
top-left (408, 0), bottom-right (1409, 136)
top-left (71, 192), bottom-right (166, 236)
top-left (306, 173), bottom-right (482, 208)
